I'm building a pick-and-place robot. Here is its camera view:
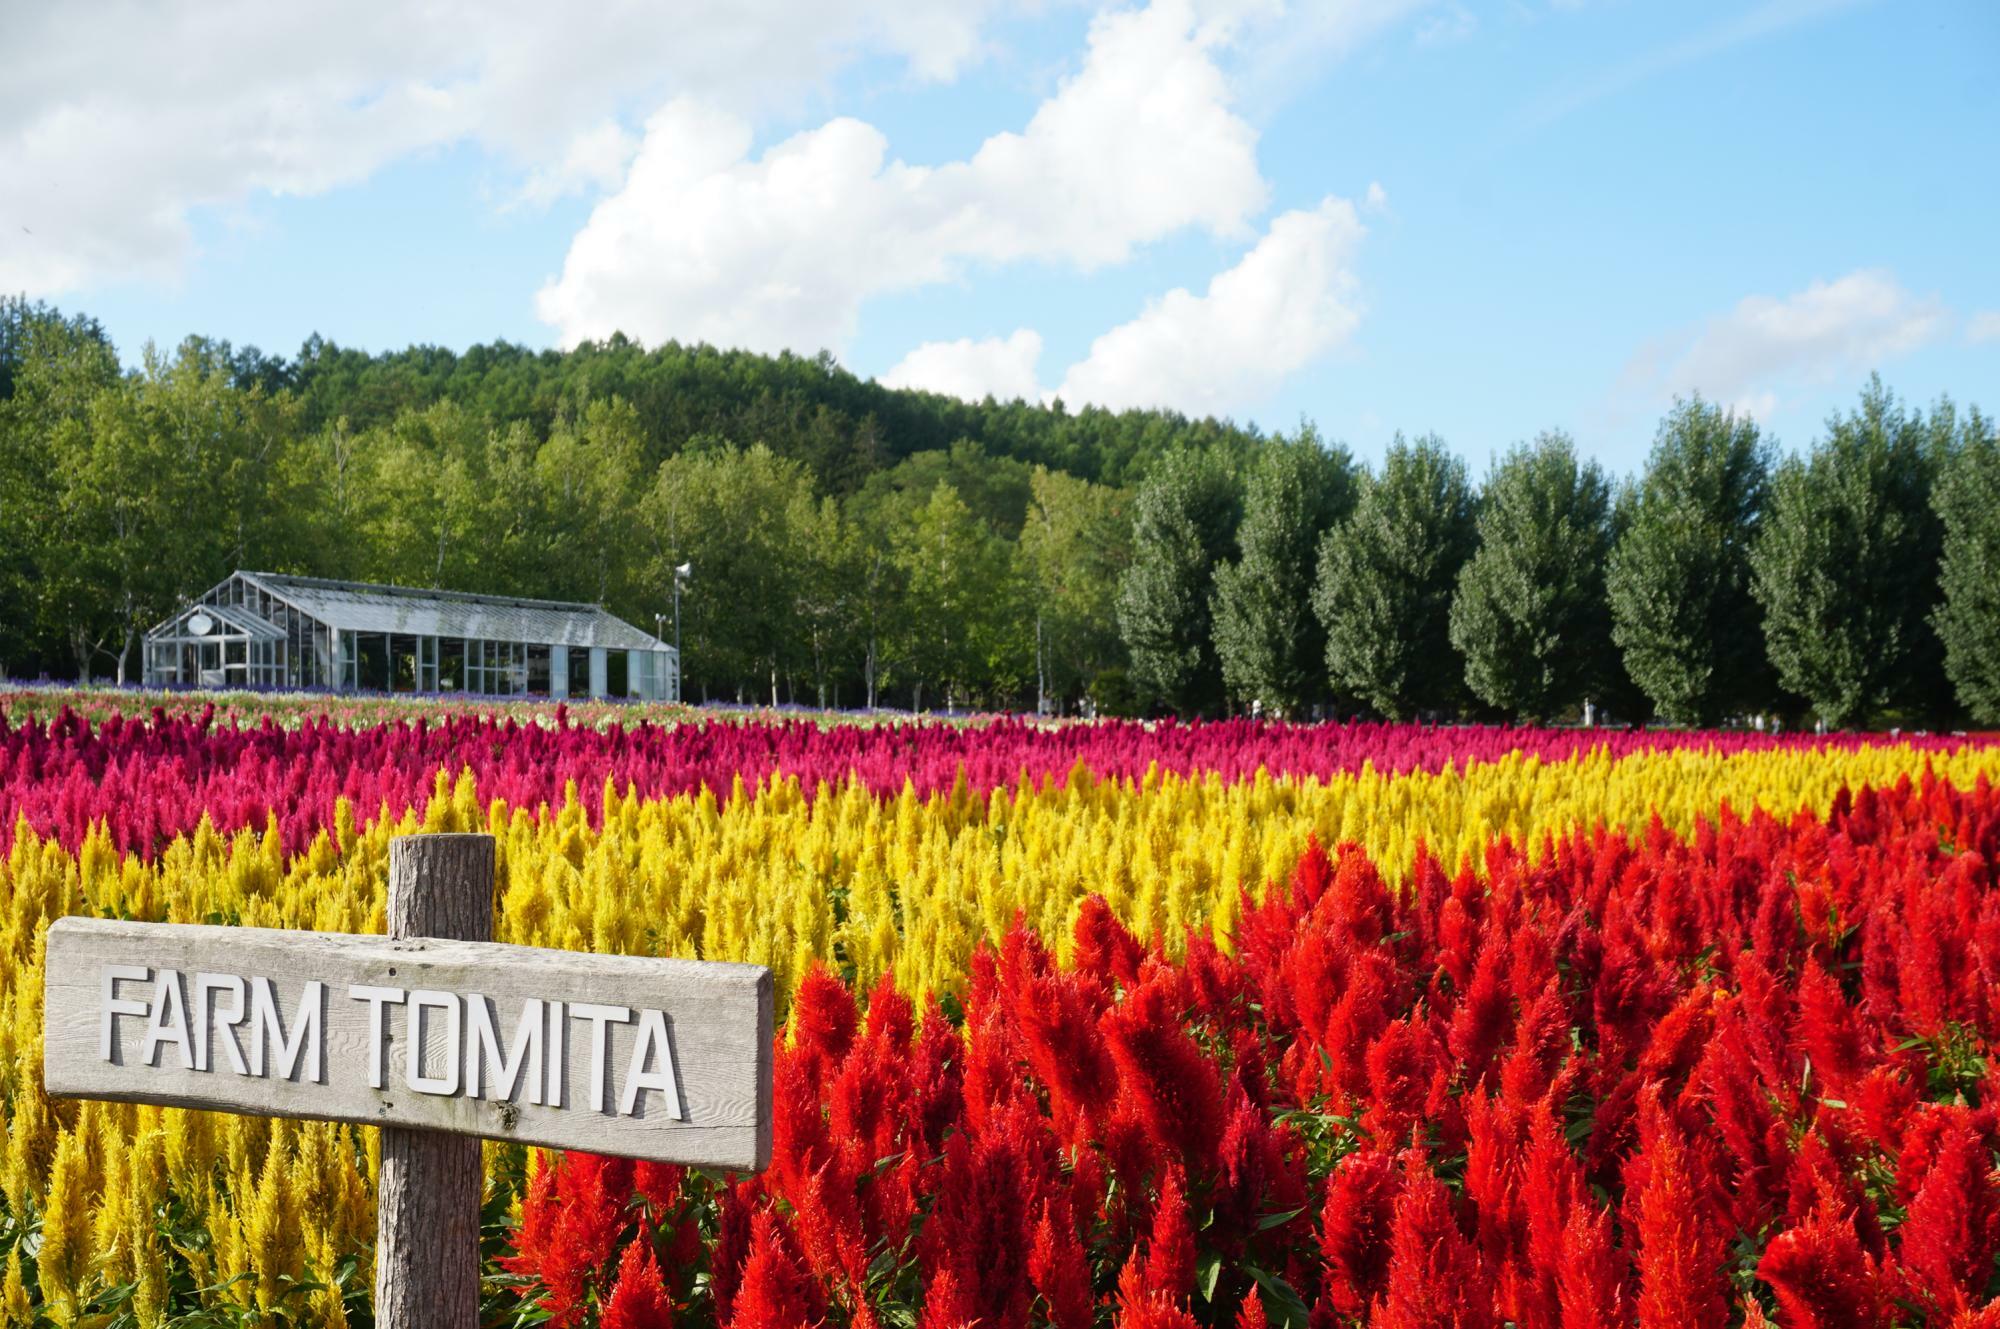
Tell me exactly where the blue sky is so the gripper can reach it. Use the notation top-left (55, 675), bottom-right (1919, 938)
top-left (4, 0), bottom-right (1994, 475)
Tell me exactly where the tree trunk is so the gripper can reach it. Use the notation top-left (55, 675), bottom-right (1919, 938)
top-left (1035, 612), bottom-right (1045, 717)
top-left (375, 834), bottom-right (493, 1329)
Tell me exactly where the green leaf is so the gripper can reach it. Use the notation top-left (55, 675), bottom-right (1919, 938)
top-left (1257, 1205), bottom-right (1307, 1231)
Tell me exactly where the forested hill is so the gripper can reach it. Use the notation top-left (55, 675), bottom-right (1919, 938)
top-left (4, 296), bottom-right (1996, 733)
top-left (0, 296), bottom-right (1263, 703)
top-left (104, 316), bottom-right (1263, 493)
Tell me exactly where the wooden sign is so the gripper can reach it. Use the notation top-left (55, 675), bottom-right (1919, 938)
top-left (43, 835), bottom-right (773, 1328)
top-left (44, 916), bottom-right (772, 1169)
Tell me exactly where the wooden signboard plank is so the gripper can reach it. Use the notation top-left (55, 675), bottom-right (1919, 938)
top-left (42, 916), bottom-right (773, 1171)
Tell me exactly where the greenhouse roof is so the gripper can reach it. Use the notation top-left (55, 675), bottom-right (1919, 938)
top-left (237, 572), bottom-right (668, 652)
top-left (156, 600), bottom-right (287, 641)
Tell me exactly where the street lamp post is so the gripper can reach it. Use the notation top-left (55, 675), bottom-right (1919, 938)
top-left (670, 563), bottom-right (691, 702)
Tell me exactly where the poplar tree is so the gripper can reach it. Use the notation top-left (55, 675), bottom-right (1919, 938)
top-left (1449, 431), bottom-right (1618, 722)
top-left (1115, 448), bottom-right (1240, 715)
top-left (1211, 430), bottom-right (1356, 716)
top-left (1018, 467), bottom-right (1132, 712)
top-left (1606, 397), bottom-right (1772, 726)
top-left (1931, 402), bottom-right (2000, 723)
top-left (1750, 378), bottom-right (1944, 728)
top-left (1313, 434), bottom-right (1477, 720)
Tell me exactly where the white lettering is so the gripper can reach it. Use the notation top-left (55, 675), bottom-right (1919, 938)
top-left (545, 999), bottom-right (566, 1108)
top-left (349, 984), bottom-right (406, 1089)
top-left (620, 1008), bottom-right (684, 1119)
top-left (406, 990), bottom-right (462, 1096)
top-left (249, 977), bottom-right (323, 1083)
top-left (192, 972), bottom-right (248, 1074)
top-left (104, 968), bottom-right (695, 1120)
top-left (100, 964), bottom-right (150, 1062)
top-left (466, 996), bottom-right (543, 1103)
top-left (570, 1003), bottom-right (631, 1113)
top-left (142, 969), bottom-right (194, 1069)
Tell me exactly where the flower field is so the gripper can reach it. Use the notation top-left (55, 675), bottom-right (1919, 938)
top-left (5, 705), bottom-right (2000, 1325)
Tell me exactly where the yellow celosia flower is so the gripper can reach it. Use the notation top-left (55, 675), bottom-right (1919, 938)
top-left (36, 1128), bottom-right (91, 1323)
top-left (0, 737), bottom-right (1997, 1322)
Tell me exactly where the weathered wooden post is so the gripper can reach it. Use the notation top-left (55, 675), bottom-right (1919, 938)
top-left (42, 830), bottom-right (772, 1326)
top-left (376, 833), bottom-right (494, 1328)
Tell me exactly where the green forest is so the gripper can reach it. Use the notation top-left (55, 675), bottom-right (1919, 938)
top-left (2, 296), bottom-right (1995, 729)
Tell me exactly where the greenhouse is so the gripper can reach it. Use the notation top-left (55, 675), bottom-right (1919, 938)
top-left (142, 571), bottom-right (679, 699)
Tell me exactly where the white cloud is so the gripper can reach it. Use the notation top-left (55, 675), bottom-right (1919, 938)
top-left (1056, 196), bottom-right (1366, 415)
top-left (516, 121), bottom-right (641, 208)
top-left (0, 0), bottom-right (1006, 293)
top-left (1624, 269), bottom-right (1950, 418)
top-left (1969, 311), bottom-right (2000, 344)
top-left (881, 193), bottom-right (1371, 417)
top-left (537, 0), bottom-right (1268, 353)
top-left (1364, 181), bottom-right (1390, 212)
top-left (880, 330), bottom-right (1046, 402)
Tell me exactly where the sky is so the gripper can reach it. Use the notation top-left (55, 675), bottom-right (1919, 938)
top-left (2, 0), bottom-right (1995, 476)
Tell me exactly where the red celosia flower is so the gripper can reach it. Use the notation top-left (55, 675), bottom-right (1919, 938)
top-left (1113, 1293), bottom-right (1202, 1329)
top-left (789, 963), bottom-right (858, 1084)
top-left (1555, 1203), bottom-right (1628, 1329)
top-left (1103, 975), bottom-right (1224, 1174)
top-left (918, 1266), bottom-right (979, 1329)
top-left (1757, 1209), bottom-right (1886, 1329)
top-left (500, 1151), bottom-right (633, 1327)
top-left (1897, 1112), bottom-right (2000, 1317)
top-left (709, 1178), bottom-right (764, 1321)
top-left (1447, 935), bottom-right (1514, 1086)
top-left (1015, 966), bottom-right (1119, 1140)
top-left (1499, 978), bottom-right (1573, 1106)
top-left (1320, 1149), bottom-right (1402, 1314)
top-left (1793, 963), bottom-right (1868, 1090)
top-left (1632, 1092), bottom-right (1728, 1329)
top-left (1075, 895), bottom-right (1147, 989)
top-left (634, 1161), bottom-right (685, 1214)
top-left (1030, 1196), bottom-right (1095, 1329)
top-left (727, 1210), bottom-right (825, 1329)
top-left (1365, 1016), bottom-right (1448, 1146)
top-left (920, 1108), bottom-right (1042, 1329)
top-left (601, 1237), bottom-right (676, 1329)
top-left (1137, 1166), bottom-right (1197, 1304)
top-left (1375, 1152), bottom-right (1491, 1329)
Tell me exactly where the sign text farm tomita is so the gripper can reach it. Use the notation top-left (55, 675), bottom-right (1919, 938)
top-left (41, 917), bottom-right (773, 1169)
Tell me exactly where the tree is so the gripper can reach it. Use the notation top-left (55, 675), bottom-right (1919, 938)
top-left (1750, 378), bottom-right (1945, 729)
top-left (1605, 397), bottom-right (1773, 726)
top-left (532, 399), bottom-right (646, 609)
top-left (1017, 468), bottom-right (1132, 713)
top-left (790, 494), bottom-right (861, 709)
top-left (642, 441), bottom-right (820, 704)
top-left (1449, 432), bottom-right (1618, 723)
top-left (1931, 402), bottom-right (1999, 723)
top-left (0, 300), bottom-right (121, 677)
top-left (1115, 448), bottom-right (1240, 715)
top-left (888, 481), bottom-right (1025, 710)
top-left (1313, 434), bottom-right (1477, 720)
top-left (1212, 430), bottom-right (1356, 715)
top-left (354, 399), bottom-right (493, 591)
